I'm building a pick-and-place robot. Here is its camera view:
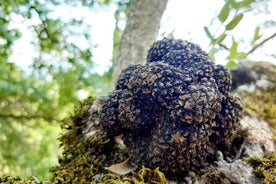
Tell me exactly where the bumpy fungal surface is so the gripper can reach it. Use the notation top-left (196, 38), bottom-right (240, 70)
top-left (101, 38), bottom-right (243, 176)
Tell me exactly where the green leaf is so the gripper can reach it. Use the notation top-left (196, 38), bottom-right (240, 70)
top-left (240, 0), bottom-right (256, 7)
top-left (235, 52), bottom-right (247, 60)
top-left (226, 60), bottom-right (238, 69)
top-left (228, 0), bottom-right (255, 9)
top-left (227, 40), bottom-right (247, 60)
top-left (218, 3), bottom-right (230, 23)
top-left (204, 26), bottom-right (214, 42)
top-left (212, 33), bottom-right (226, 45)
top-left (228, 0), bottom-right (240, 9)
top-left (253, 27), bottom-right (262, 42)
top-left (229, 40), bottom-right (238, 57)
top-left (226, 14), bottom-right (243, 30)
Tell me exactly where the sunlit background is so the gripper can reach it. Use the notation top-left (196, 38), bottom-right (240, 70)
top-left (10, 0), bottom-right (276, 74)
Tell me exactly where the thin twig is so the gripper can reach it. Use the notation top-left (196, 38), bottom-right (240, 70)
top-left (247, 32), bottom-right (276, 55)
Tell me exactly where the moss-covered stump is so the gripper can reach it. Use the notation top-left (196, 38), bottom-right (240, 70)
top-left (48, 41), bottom-right (275, 183)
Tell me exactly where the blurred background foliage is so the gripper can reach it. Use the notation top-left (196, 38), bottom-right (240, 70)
top-left (0, 0), bottom-right (274, 180)
top-left (0, 0), bottom-right (127, 179)
top-left (204, 0), bottom-right (275, 68)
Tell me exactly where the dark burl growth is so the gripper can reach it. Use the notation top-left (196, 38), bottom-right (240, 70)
top-left (101, 38), bottom-right (243, 176)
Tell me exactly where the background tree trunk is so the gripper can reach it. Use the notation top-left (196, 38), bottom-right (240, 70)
top-left (112, 0), bottom-right (168, 84)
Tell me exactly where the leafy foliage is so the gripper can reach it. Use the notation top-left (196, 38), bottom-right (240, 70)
top-left (0, 61), bottom-right (62, 179)
top-left (0, 0), bottom-right (112, 180)
top-left (205, 0), bottom-right (275, 68)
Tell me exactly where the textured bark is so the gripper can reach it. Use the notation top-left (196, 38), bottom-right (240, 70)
top-left (112, 0), bottom-right (168, 84)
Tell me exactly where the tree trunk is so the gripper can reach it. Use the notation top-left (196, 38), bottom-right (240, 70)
top-left (112, 0), bottom-right (168, 84)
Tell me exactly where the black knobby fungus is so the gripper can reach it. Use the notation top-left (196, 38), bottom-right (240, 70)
top-left (101, 37), bottom-right (243, 176)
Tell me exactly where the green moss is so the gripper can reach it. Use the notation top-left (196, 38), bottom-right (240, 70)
top-left (100, 166), bottom-right (166, 184)
top-left (237, 62), bottom-right (276, 132)
top-left (48, 97), bottom-right (169, 184)
top-left (0, 97), bottom-right (166, 184)
top-left (239, 62), bottom-right (276, 183)
top-left (0, 175), bottom-right (49, 184)
top-left (50, 97), bottom-right (113, 183)
top-left (240, 90), bottom-right (276, 132)
top-left (245, 154), bottom-right (276, 184)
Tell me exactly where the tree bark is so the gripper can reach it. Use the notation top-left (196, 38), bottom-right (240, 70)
top-left (112, 0), bottom-right (168, 84)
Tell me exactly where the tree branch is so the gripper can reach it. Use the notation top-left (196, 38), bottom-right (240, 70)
top-left (112, 0), bottom-right (168, 85)
top-left (247, 32), bottom-right (276, 55)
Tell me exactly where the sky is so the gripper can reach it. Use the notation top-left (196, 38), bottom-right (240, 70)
top-left (10, 0), bottom-right (276, 74)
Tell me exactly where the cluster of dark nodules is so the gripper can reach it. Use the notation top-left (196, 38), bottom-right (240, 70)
top-left (101, 38), bottom-right (243, 176)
